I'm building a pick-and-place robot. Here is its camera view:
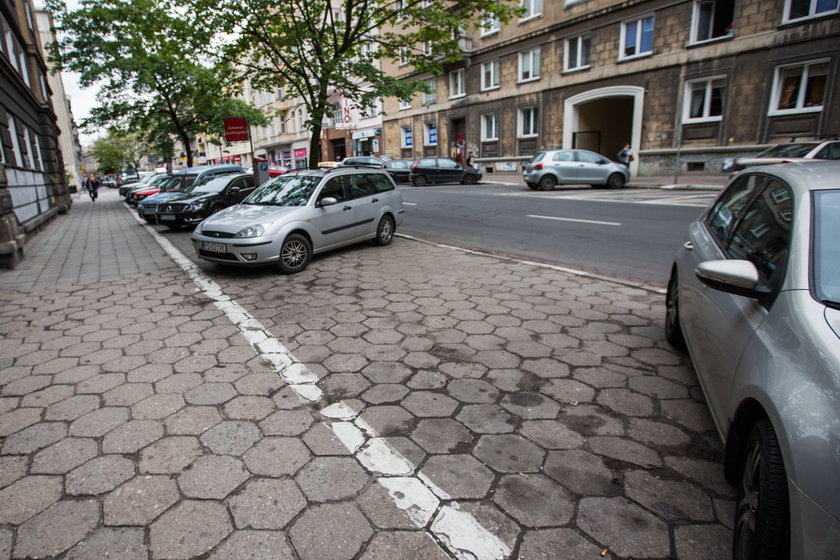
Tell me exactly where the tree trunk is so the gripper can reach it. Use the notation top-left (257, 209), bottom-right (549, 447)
top-left (308, 123), bottom-right (322, 169)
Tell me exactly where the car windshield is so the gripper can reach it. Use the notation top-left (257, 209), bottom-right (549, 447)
top-left (760, 143), bottom-right (820, 158)
top-left (813, 189), bottom-right (840, 306)
top-left (190, 176), bottom-right (231, 193)
top-left (243, 174), bottom-right (321, 206)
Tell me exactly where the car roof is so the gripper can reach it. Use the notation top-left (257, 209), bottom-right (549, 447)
top-left (741, 161), bottom-right (840, 192)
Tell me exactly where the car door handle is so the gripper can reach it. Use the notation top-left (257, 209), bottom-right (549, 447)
top-left (683, 241), bottom-right (694, 251)
top-left (371, 198), bottom-right (379, 203)
top-left (343, 205), bottom-right (352, 211)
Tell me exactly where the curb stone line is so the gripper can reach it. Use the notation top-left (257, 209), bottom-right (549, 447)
top-left (129, 211), bottom-right (511, 560)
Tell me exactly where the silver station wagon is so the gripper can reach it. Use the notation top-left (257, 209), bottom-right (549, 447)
top-left (666, 161), bottom-right (840, 560)
top-left (191, 168), bottom-right (405, 273)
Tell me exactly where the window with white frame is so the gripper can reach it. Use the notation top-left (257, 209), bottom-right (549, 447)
top-left (518, 107), bottom-right (539, 137)
top-left (520, 0), bottom-right (542, 21)
top-left (424, 122), bottom-right (438, 145)
top-left (784, 0), bottom-right (839, 22)
top-left (481, 113), bottom-right (499, 141)
top-left (280, 112), bottom-right (287, 133)
top-left (620, 15), bottom-right (655, 59)
top-left (481, 60), bottom-right (500, 90)
top-left (401, 126), bottom-right (413, 148)
top-left (8, 117), bottom-right (23, 167)
top-left (519, 48), bottom-right (541, 82)
top-left (398, 47), bottom-right (409, 66)
top-left (297, 109), bottom-right (303, 131)
top-left (423, 42), bottom-right (433, 56)
top-left (481, 12), bottom-right (501, 36)
top-left (423, 78), bottom-right (437, 104)
top-left (400, 97), bottom-right (412, 110)
top-left (565, 35), bottom-right (591, 71)
top-left (690, 0), bottom-right (734, 44)
top-left (449, 69), bottom-right (465, 98)
top-left (396, 0), bottom-right (406, 21)
top-left (683, 76), bottom-right (726, 122)
top-left (769, 60), bottom-right (828, 115)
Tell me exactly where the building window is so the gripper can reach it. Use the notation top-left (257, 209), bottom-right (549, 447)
top-left (331, 103), bottom-right (342, 125)
top-left (280, 113), bottom-right (287, 133)
top-left (8, 117), bottom-right (24, 167)
top-left (449, 69), bottom-right (465, 98)
top-left (769, 60), bottom-right (828, 115)
top-left (481, 114), bottom-right (499, 141)
top-left (424, 122), bottom-right (438, 145)
top-left (398, 47), bottom-right (409, 66)
top-left (481, 60), bottom-right (500, 90)
top-left (400, 97), bottom-right (412, 110)
top-left (518, 107), bottom-right (539, 137)
top-left (297, 109), bottom-right (303, 131)
top-left (519, 48), bottom-right (541, 82)
top-left (396, 0), bottom-right (406, 21)
top-left (520, 0), bottom-right (542, 21)
top-left (565, 35), bottom-right (591, 71)
top-left (620, 15), bottom-right (655, 59)
top-left (691, 0), bottom-right (734, 43)
top-left (784, 0), bottom-right (839, 22)
top-left (481, 12), bottom-right (501, 36)
top-left (423, 78), bottom-right (437, 104)
top-left (684, 76), bottom-right (726, 122)
top-left (423, 42), bottom-right (433, 56)
top-left (401, 126), bottom-right (413, 148)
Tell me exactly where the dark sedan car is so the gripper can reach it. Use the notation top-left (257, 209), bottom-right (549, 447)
top-left (383, 159), bottom-right (413, 183)
top-left (155, 173), bottom-right (256, 229)
top-left (409, 157), bottom-right (482, 186)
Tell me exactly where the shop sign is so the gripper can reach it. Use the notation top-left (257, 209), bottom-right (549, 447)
top-left (293, 148), bottom-right (307, 158)
top-left (352, 129), bottom-right (376, 140)
top-left (223, 118), bottom-right (249, 142)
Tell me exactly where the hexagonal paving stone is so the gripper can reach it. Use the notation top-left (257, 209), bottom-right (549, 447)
top-left (493, 474), bottom-right (575, 527)
top-left (150, 500), bottom-right (232, 559)
top-left (289, 503), bottom-right (373, 560)
top-left (243, 437), bottom-right (312, 477)
top-left (66, 455), bottom-right (135, 495)
top-left (295, 457), bottom-right (370, 502)
top-left (31, 437), bottom-right (98, 474)
top-left (446, 379), bottom-right (499, 404)
top-left (402, 391), bottom-right (459, 417)
top-left (625, 470), bottom-right (716, 522)
top-left (518, 528), bottom-right (604, 560)
top-left (578, 497), bottom-right (671, 559)
top-left (178, 454), bottom-right (249, 499)
top-left (208, 530), bottom-right (296, 560)
top-left (13, 499), bottom-right (100, 559)
top-left (228, 479), bottom-right (306, 530)
top-left (473, 434), bottom-right (545, 473)
top-left (0, 456), bottom-right (27, 489)
top-left (185, 382), bottom-right (238, 405)
top-left (102, 420), bottom-right (164, 454)
top-left (422, 455), bottom-right (494, 499)
top-left (104, 475), bottom-right (180, 526)
top-left (64, 527), bottom-right (146, 560)
top-left (260, 409), bottom-right (315, 436)
top-left (2, 421), bottom-right (68, 454)
top-left (164, 405), bottom-right (222, 435)
top-left (499, 392), bottom-right (561, 419)
top-left (200, 420), bottom-right (261, 456)
top-left (0, 475), bottom-right (63, 524)
top-left (410, 418), bottom-right (473, 454)
top-left (302, 423), bottom-right (353, 456)
top-left (139, 436), bottom-right (203, 474)
top-left (361, 383), bottom-right (410, 405)
top-left (45, 394), bottom-right (100, 421)
top-left (359, 406), bottom-right (415, 437)
top-left (224, 396), bottom-right (276, 420)
top-left (360, 531), bottom-right (450, 560)
top-left (456, 404), bottom-right (517, 434)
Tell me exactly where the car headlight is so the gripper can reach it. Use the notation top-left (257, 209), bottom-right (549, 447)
top-left (235, 224), bottom-right (267, 238)
top-left (188, 200), bottom-right (206, 211)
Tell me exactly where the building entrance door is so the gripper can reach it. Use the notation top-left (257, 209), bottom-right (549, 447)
top-left (450, 117), bottom-right (467, 163)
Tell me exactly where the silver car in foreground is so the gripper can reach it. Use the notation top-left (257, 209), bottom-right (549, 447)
top-left (191, 168), bottom-right (405, 273)
top-left (523, 149), bottom-right (630, 190)
top-left (666, 162), bottom-right (840, 560)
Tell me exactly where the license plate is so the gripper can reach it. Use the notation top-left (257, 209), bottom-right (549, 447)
top-left (201, 241), bottom-right (227, 253)
top-left (159, 214), bottom-right (175, 221)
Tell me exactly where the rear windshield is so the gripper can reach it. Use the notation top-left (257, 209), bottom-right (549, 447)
top-left (760, 143), bottom-right (820, 158)
top-left (813, 190), bottom-right (840, 306)
top-left (531, 151), bottom-right (546, 163)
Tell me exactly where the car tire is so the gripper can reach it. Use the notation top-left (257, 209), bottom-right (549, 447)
top-left (538, 175), bottom-right (557, 191)
top-left (607, 173), bottom-right (626, 189)
top-left (665, 268), bottom-right (685, 349)
top-left (373, 215), bottom-right (395, 246)
top-left (413, 175), bottom-right (427, 187)
top-left (463, 174), bottom-right (478, 185)
top-left (526, 182), bottom-right (538, 190)
top-left (733, 419), bottom-right (790, 560)
top-left (278, 233), bottom-right (312, 274)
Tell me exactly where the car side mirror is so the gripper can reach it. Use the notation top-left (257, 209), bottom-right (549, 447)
top-left (228, 187), bottom-right (241, 194)
top-left (695, 260), bottom-right (770, 301)
top-left (319, 197), bottom-right (338, 207)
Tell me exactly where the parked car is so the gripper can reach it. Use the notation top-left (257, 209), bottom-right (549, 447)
top-left (155, 173), bottom-right (256, 229)
top-left (127, 164), bottom-right (244, 206)
top-left (137, 173), bottom-right (217, 223)
top-left (268, 164), bottom-right (289, 177)
top-left (723, 139), bottom-right (840, 173)
top-left (523, 149), bottom-right (629, 190)
top-left (102, 176), bottom-right (118, 189)
top-left (409, 158), bottom-right (482, 186)
top-left (191, 168), bottom-right (404, 273)
top-left (120, 172), bottom-right (160, 197)
top-left (125, 174), bottom-right (174, 205)
top-left (338, 156), bottom-right (385, 169)
top-left (665, 161), bottom-right (840, 560)
top-left (383, 159), bottom-right (413, 183)
top-left (318, 161), bottom-right (338, 169)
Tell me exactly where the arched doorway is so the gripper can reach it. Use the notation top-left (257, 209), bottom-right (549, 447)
top-left (564, 86), bottom-right (644, 176)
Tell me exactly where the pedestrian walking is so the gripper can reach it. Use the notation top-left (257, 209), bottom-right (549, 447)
top-left (466, 152), bottom-right (474, 167)
top-left (82, 173), bottom-right (100, 202)
top-left (617, 143), bottom-right (633, 167)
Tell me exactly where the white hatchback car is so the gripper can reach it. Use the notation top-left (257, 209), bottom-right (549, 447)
top-left (191, 168), bottom-right (405, 273)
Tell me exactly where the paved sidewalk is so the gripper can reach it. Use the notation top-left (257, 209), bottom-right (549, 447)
top-left (0, 188), bottom-right (734, 559)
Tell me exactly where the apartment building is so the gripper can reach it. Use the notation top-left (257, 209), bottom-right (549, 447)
top-left (0, 0), bottom-right (72, 268)
top-left (381, 0), bottom-right (839, 175)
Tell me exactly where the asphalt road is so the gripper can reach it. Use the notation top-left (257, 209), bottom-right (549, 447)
top-left (396, 182), bottom-right (714, 286)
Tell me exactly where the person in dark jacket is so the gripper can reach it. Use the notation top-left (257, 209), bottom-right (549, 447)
top-left (82, 173), bottom-right (100, 202)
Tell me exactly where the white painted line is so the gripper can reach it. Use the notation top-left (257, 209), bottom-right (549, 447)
top-left (403, 202), bottom-right (418, 206)
top-left (130, 212), bottom-right (512, 560)
top-left (527, 214), bottom-right (621, 227)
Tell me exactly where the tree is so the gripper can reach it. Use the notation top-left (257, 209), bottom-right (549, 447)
top-left (46, 0), bottom-right (268, 167)
top-left (190, 0), bottom-right (521, 167)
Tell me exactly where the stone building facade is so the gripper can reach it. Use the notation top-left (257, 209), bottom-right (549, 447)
top-left (0, 0), bottom-right (71, 268)
top-left (381, 0), bottom-right (839, 176)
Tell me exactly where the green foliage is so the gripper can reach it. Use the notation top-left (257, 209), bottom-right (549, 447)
top-left (46, 0), bottom-right (268, 166)
top-left (90, 129), bottom-right (147, 172)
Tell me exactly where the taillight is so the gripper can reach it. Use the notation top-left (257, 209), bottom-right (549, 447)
top-left (534, 163), bottom-right (543, 170)
top-left (412, 160), bottom-right (419, 171)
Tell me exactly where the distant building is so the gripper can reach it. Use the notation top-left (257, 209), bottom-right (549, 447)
top-left (381, 0), bottom-right (839, 176)
top-left (0, 0), bottom-right (72, 268)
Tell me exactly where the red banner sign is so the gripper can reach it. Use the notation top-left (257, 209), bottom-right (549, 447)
top-left (223, 118), bottom-right (249, 142)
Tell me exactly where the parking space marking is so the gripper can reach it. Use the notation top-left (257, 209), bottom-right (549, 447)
top-left (528, 214), bottom-right (622, 226)
top-left (131, 212), bottom-right (511, 560)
